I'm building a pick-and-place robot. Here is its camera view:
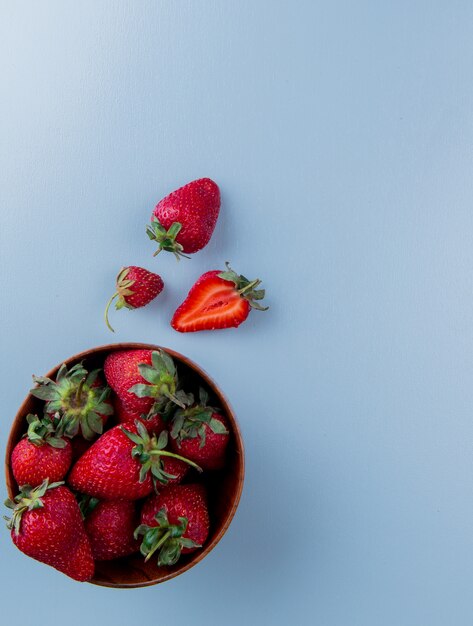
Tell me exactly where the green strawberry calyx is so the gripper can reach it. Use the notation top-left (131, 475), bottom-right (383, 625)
top-left (146, 217), bottom-right (191, 261)
top-left (128, 349), bottom-right (191, 412)
top-left (134, 507), bottom-right (200, 566)
top-left (4, 479), bottom-right (64, 535)
top-left (104, 267), bottom-right (138, 333)
top-left (122, 420), bottom-right (202, 488)
top-left (218, 262), bottom-right (268, 311)
top-left (170, 388), bottom-right (228, 449)
top-left (24, 412), bottom-right (69, 449)
top-left (30, 363), bottom-right (113, 441)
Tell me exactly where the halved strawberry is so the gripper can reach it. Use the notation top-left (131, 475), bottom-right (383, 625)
top-left (171, 263), bottom-right (268, 333)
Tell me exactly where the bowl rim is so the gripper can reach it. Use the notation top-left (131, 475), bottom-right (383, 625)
top-left (4, 342), bottom-right (245, 588)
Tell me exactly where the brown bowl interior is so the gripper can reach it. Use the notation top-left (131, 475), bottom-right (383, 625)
top-left (5, 343), bottom-right (244, 588)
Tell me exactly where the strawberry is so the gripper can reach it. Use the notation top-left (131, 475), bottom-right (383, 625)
top-left (68, 421), bottom-right (201, 500)
top-left (146, 178), bottom-right (220, 259)
top-left (171, 263), bottom-right (268, 333)
top-left (169, 388), bottom-right (229, 470)
top-left (135, 484), bottom-right (209, 566)
top-left (113, 395), bottom-right (142, 422)
top-left (80, 497), bottom-right (139, 561)
top-left (113, 396), bottom-right (166, 435)
top-left (104, 348), bottom-right (190, 416)
top-left (11, 414), bottom-right (72, 487)
top-left (30, 362), bottom-right (113, 440)
top-left (104, 266), bottom-right (164, 332)
top-left (5, 480), bottom-right (94, 581)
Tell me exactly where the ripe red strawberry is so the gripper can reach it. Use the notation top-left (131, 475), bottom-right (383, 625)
top-left (169, 388), bottom-right (229, 470)
top-left (171, 263), bottom-right (268, 332)
top-left (30, 362), bottom-right (113, 440)
top-left (113, 395), bottom-right (142, 422)
top-left (68, 421), bottom-right (201, 500)
top-left (146, 178), bottom-right (220, 259)
top-left (113, 396), bottom-right (166, 435)
top-left (136, 484), bottom-right (209, 566)
top-left (11, 414), bottom-right (72, 487)
top-left (5, 480), bottom-right (94, 581)
top-left (81, 498), bottom-right (140, 561)
top-left (104, 348), bottom-right (189, 416)
top-left (104, 266), bottom-right (164, 332)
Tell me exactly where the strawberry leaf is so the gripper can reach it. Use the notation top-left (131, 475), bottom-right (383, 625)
top-left (129, 384), bottom-right (158, 398)
top-left (156, 430), bottom-right (168, 449)
top-left (209, 418), bottom-right (229, 435)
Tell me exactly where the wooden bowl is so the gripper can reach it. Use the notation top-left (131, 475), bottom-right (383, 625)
top-left (5, 343), bottom-right (244, 588)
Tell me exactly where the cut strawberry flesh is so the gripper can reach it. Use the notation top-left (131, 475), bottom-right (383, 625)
top-left (172, 277), bottom-right (250, 332)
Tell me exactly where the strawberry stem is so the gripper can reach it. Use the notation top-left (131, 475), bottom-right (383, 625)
top-left (146, 219), bottom-right (191, 261)
top-left (218, 263), bottom-right (268, 310)
top-left (104, 292), bottom-right (118, 332)
top-left (237, 279), bottom-right (261, 295)
top-left (75, 377), bottom-right (87, 404)
top-left (148, 449), bottom-right (203, 473)
top-left (164, 391), bottom-right (187, 410)
top-left (144, 529), bottom-right (172, 562)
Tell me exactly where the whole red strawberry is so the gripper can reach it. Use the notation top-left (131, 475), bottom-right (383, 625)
top-left (104, 348), bottom-right (189, 416)
top-left (81, 498), bottom-right (140, 561)
top-left (169, 388), bottom-right (229, 470)
top-left (5, 480), bottom-right (94, 581)
top-left (30, 362), bottom-right (113, 440)
top-left (146, 178), bottom-right (220, 259)
top-left (11, 414), bottom-right (72, 487)
top-left (136, 484), bottom-right (209, 566)
top-left (68, 421), bottom-right (201, 500)
top-left (113, 396), bottom-right (166, 435)
top-left (104, 266), bottom-right (164, 332)
top-left (171, 263), bottom-right (268, 332)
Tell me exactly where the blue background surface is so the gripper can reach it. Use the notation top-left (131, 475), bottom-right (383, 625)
top-left (1, 1), bottom-right (473, 624)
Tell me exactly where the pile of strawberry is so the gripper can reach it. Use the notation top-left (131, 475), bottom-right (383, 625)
top-left (104, 177), bottom-right (268, 332)
top-left (5, 348), bottom-right (230, 582)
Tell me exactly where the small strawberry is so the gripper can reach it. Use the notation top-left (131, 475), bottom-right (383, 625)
top-left (171, 262), bottom-right (268, 333)
top-left (113, 396), bottom-right (166, 435)
top-left (11, 414), bottom-right (72, 487)
top-left (68, 421), bottom-right (201, 500)
top-left (5, 480), bottom-right (94, 581)
top-left (146, 178), bottom-right (220, 259)
top-left (135, 484), bottom-right (209, 566)
top-left (104, 348), bottom-right (190, 416)
top-left (80, 497), bottom-right (140, 561)
top-left (30, 363), bottom-right (113, 440)
top-left (169, 388), bottom-right (229, 470)
top-left (104, 266), bottom-right (164, 332)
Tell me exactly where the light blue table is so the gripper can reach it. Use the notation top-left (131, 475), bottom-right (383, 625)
top-left (1, 2), bottom-right (473, 624)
